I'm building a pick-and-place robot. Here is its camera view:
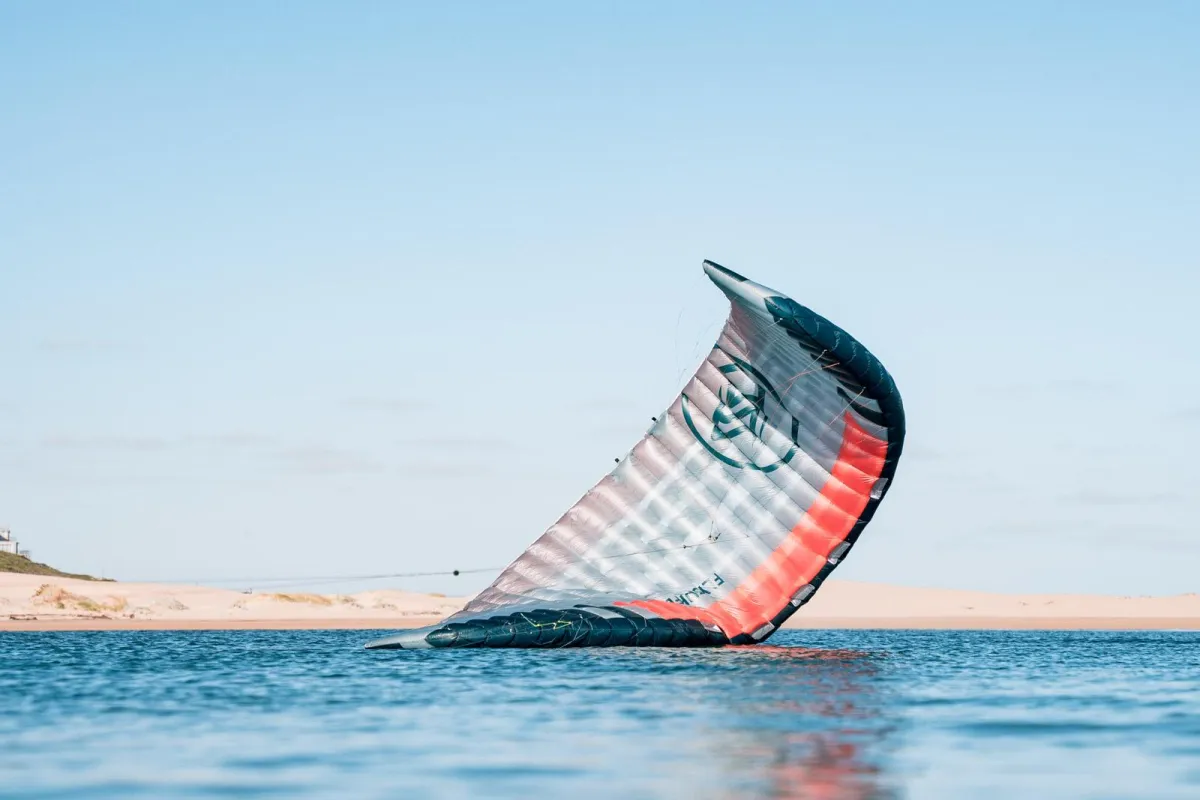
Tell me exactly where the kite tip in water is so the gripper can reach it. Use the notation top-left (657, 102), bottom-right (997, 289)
top-left (365, 628), bottom-right (433, 650)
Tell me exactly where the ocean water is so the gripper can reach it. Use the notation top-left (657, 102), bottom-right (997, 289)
top-left (2, 630), bottom-right (1198, 799)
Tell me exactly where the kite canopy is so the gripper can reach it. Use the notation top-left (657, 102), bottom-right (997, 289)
top-left (367, 261), bottom-right (905, 649)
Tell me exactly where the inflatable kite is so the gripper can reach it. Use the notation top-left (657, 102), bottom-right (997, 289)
top-left (367, 261), bottom-right (904, 649)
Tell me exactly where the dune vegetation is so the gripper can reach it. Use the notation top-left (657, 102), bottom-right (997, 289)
top-left (0, 551), bottom-right (108, 581)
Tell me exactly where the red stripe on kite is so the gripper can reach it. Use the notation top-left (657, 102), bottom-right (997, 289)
top-left (621, 413), bottom-right (888, 638)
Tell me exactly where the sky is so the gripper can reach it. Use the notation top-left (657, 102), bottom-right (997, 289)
top-left (1, 2), bottom-right (1198, 596)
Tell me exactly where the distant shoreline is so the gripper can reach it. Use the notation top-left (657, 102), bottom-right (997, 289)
top-left (783, 616), bottom-right (1200, 631)
top-left (3, 615), bottom-right (1198, 633)
top-left (3, 571), bottom-right (1198, 634)
top-left (0, 616), bottom-right (443, 632)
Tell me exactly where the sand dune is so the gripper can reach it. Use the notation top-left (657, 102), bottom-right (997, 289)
top-left (2, 573), bottom-right (1197, 631)
top-left (786, 580), bottom-right (1200, 629)
top-left (0, 573), bottom-right (464, 630)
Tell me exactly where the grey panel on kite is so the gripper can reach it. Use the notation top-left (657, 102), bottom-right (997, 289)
top-left (366, 261), bottom-right (905, 650)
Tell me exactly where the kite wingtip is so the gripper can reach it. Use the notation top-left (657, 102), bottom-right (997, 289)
top-left (364, 628), bottom-right (433, 650)
top-left (702, 259), bottom-right (747, 281)
top-left (702, 260), bottom-right (777, 312)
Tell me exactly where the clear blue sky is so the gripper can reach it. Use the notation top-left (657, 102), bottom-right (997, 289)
top-left (2, 2), bottom-right (1197, 595)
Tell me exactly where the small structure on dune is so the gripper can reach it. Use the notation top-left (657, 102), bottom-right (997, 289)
top-left (0, 527), bottom-right (26, 558)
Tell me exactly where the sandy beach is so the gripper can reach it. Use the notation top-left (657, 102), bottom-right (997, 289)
top-left (2, 573), bottom-right (1197, 632)
top-left (786, 580), bottom-right (1200, 630)
top-left (0, 573), bottom-right (465, 632)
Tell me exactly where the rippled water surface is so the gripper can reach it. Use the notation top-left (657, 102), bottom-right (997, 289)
top-left (2, 630), bottom-right (1198, 798)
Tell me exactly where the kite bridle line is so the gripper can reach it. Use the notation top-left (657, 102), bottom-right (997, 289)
top-left (158, 517), bottom-right (838, 591)
top-left (167, 346), bottom-right (876, 594)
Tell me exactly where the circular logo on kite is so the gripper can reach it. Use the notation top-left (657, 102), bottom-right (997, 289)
top-left (680, 354), bottom-right (802, 472)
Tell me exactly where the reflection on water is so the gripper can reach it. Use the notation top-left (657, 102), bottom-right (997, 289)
top-left (705, 646), bottom-right (898, 799)
top-left (2, 630), bottom-right (1198, 798)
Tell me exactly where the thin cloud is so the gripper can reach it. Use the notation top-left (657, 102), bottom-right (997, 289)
top-left (578, 398), bottom-right (645, 414)
top-left (988, 378), bottom-right (1123, 395)
top-left (185, 432), bottom-right (279, 448)
top-left (1175, 405), bottom-right (1200, 422)
top-left (35, 338), bottom-right (122, 354)
top-left (900, 443), bottom-right (944, 462)
top-left (586, 425), bottom-right (655, 446)
top-left (1040, 523), bottom-right (1198, 551)
top-left (1052, 440), bottom-right (1147, 456)
top-left (41, 434), bottom-right (172, 452)
top-left (276, 445), bottom-right (384, 475)
top-left (974, 520), bottom-right (1064, 537)
top-left (1092, 523), bottom-right (1195, 548)
top-left (41, 432), bottom-right (284, 453)
top-left (974, 515), bottom-right (1194, 546)
top-left (925, 468), bottom-right (1020, 493)
top-left (344, 397), bottom-right (428, 413)
top-left (1059, 490), bottom-right (1185, 507)
top-left (397, 436), bottom-right (515, 451)
top-left (394, 462), bottom-right (493, 478)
